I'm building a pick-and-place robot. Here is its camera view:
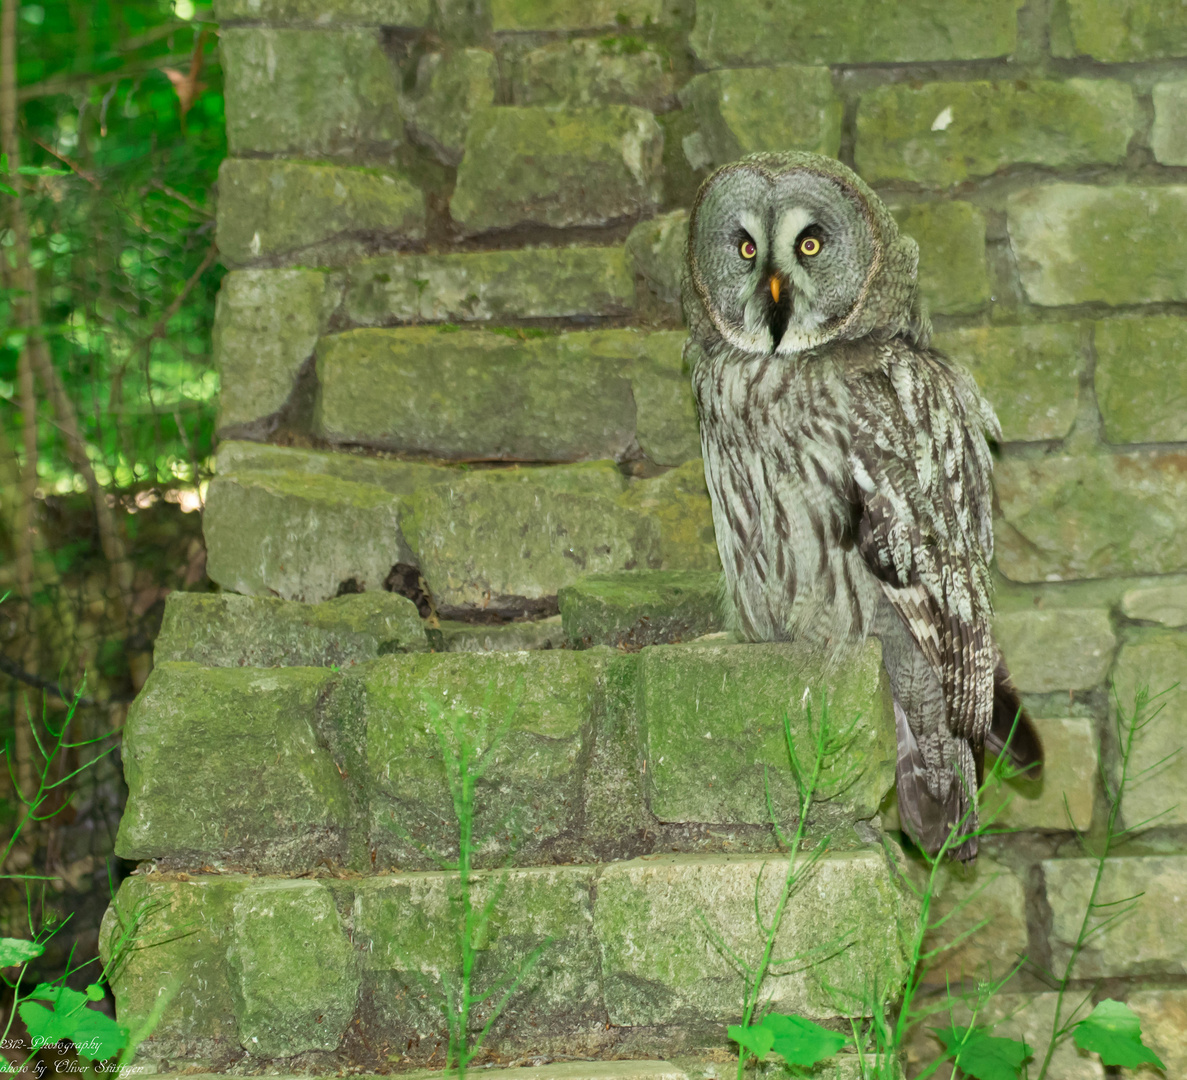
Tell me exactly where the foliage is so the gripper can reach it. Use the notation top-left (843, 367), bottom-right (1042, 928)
top-left (931, 1024), bottom-right (1030, 1080)
top-left (1071, 999), bottom-right (1164, 1069)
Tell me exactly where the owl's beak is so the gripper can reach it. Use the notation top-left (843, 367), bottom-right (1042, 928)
top-left (769, 275), bottom-right (782, 303)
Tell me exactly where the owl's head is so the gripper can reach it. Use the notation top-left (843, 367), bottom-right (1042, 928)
top-left (684, 152), bottom-right (925, 356)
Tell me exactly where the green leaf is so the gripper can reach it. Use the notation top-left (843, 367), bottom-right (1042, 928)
top-left (0, 182), bottom-right (17, 196)
top-left (18, 984), bottom-right (129, 1062)
top-left (933, 1024), bottom-right (1030, 1080)
top-left (727, 1022), bottom-right (774, 1061)
top-left (0, 938), bottom-right (44, 967)
top-left (84, 984), bottom-right (105, 1002)
top-left (759, 1012), bottom-right (848, 1067)
top-left (1073, 999), bottom-right (1165, 1069)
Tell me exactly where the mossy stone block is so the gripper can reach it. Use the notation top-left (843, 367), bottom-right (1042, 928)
top-left (933, 323), bottom-right (1085, 441)
top-left (1152, 80), bottom-right (1187, 164)
top-left (228, 881), bottom-right (359, 1056)
top-left (439, 615), bottom-right (566, 653)
top-left (626, 209), bottom-right (687, 308)
top-left (360, 652), bottom-right (602, 867)
top-left (344, 246), bottom-right (634, 325)
top-left (995, 451), bottom-right (1187, 581)
top-left (639, 639), bottom-right (895, 831)
top-left (1111, 632), bottom-right (1187, 829)
top-left (217, 159), bottom-right (425, 268)
top-left (221, 28), bottom-right (402, 159)
top-left (508, 38), bottom-right (676, 111)
top-left (116, 663), bottom-right (350, 870)
top-left (1122, 584), bottom-right (1187, 627)
top-left (558, 570), bottom-right (723, 649)
top-left (214, 0), bottom-right (430, 22)
top-left (451, 106), bottom-right (663, 234)
top-left (490, 0), bottom-right (665, 31)
top-left (1008, 185), bottom-right (1187, 306)
top-left (993, 608), bottom-right (1116, 692)
top-left (402, 49), bottom-right (497, 166)
top-left (155, 591), bottom-right (427, 668)
top-left (619, 459), bottom-right (722, 572)
top-left (1055, 0), bottom-right (1187, 60)
top-left (683, 66), bottom-right (841, 167)
top-left (214, 269), bottom-right (339, 432)
top-left (689, 0), bottom-right (1022, 67)
top-left (857, 80), bottom-right (1135, 186)
top-left (594, 851), bottom-right (911, 1023)
top-left (1095, 316), bottom-right (1187, 443)
top-left (892, 202), bottom-right (989, 316)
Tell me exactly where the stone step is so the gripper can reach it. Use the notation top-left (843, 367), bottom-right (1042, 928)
top-left (117, 640), bottom-right (894, 873)
top-left (101, 850), bottom-right (910, 1067)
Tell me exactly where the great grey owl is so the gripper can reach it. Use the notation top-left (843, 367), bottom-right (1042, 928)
top-left (682, 151), bottom-right (1042, 861)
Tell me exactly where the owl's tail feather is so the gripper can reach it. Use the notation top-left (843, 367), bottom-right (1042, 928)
top-left (986, 658), bottom-right (1044, 780)
top-left (893, 698), bottom-right (978, 862)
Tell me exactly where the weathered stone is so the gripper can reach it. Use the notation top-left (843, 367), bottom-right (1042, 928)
top-left (856, 80), bottom-right (1135, 186)
top-left (1095, 316), bottom-right (1187, 444)
top-left (1110, 631), bottom-right (1187, 830)
top-left (221, 29), bottom-right (402, 159)
top-left (933, 322), bottom-right (1085, 441)
top-left (344, 246), bottom-right (634, 325)
top-left (401, 49), bottom-right (497, 166)
top-left (639, 640), bottom-right (895, 831)
top-left (594, 850), bottom-right (911, 1023)
top-left (359, 651), bottom-right (601, 867)
top-left (213, 0), bottom-right (431, 22)
top-left (981, 717), bottom-right (1098, 831)
top-left (155, 591), bottom-right (427, 668)
top-left (626, 338), bottom-right (701, 467)
top-left (1054, 0), bottom-right (1187, 61)
top-left (228, 881), bottom-right (359, 1056)
top-left (213, 269), bottom-right (339, 432)
top-left (1044, 855), bottom-right (1187, 977)
top-left (1008, 185), bottom-right (1187, 306)
top-left (217, 159), bottom-right (425, 267)
top-left (1152, 80), bottom-right (1187, 165)
top-left (508, 38), bottom-right (677, 111)
top-left (490, 0), bottom-right (665, 31)
top-left (1124, 989), bottom-right (1187, 1078)
top-left (1121, 584), bottom-right (1187, 627)
top-left (683, 67), bottom-right (842, 166)
top-left (115, 663), bottom-right (351, 870)
top-left (438, 614), bottom-right (566, 652)
top-left (993, 608), bottom-right (1116, 692)
top-left (558, 570), bottom-right (723, 649)
top-left (451, 106), bottom-right (663, 234)
top-left (892, 202), bottom-right (989, 317)
top-left (626, 210), bottom-right (687, 308)
top-left (995, 450), bottom-right (1187, 581)
top-left (689, 0), bottom-right (1022, 67)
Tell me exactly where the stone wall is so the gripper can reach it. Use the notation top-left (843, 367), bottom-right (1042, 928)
top-left (103, 0), bottom-right (1187, 1075)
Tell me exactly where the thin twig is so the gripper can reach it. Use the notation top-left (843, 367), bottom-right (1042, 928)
top-left (26, 133), bottom-right (98, 186)
top-left (149, 178), bottom-right (213, 218)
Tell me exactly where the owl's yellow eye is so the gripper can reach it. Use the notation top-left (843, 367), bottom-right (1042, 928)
top-left (739, 239), bottom-right (757, 260)
top-left (799, 236), bottom-right (822, 257)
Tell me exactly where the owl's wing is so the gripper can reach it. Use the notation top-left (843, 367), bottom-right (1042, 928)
top-left (847, 345), bottom-right (999, 746)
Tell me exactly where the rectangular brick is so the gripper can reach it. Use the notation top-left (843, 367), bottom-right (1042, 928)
top-left (892, 202), bottom-right (989, 316)
top-left (1054, 0), bottom-right (1187, 61)
top-left (1095, 316), bottom-right (1187, 443)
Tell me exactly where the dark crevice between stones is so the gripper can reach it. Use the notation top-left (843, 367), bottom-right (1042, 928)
top-left (436, 595), bottom-right (562, 624)
top-left (383, 562), bottom-right (436, 620)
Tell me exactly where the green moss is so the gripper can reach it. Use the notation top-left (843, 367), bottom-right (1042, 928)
top-left (993, 608), bottom-right (1116, 693)
top-left (1095, 316), bottom-right (1187, 443)
top-left (401, 49), bottom-right (497, 166)
top-left (214, 0), bottom-right (430, 22)
top-left (509, 38), bottom-right (675, 110)
top-left (892, 202), bottom-right (989, 316)
top-left (1055, 0), bottom-right (1187, 60)
top-left (490, 0), bottom-right (664, 31)
top-left (558, 570), bottom-right (723, 648)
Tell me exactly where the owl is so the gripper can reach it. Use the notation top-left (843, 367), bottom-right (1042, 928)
top-left (681, 151), bottom-right (1042, 861)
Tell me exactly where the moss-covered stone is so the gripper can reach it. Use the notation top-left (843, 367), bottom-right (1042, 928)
top-left (490, 0), bottom-right (665, 31)
top-left (1007, 185), bottom-right (1187, 306)
top-left (619, 459), bottom-right (721, 571)
top-left (995, 451), bottom-right (1187, 581)
top-left (639, 640), bottom-right (894, 831)
top-left (213, 0), bottom-right (430, 22)
top-left (439, 615), bottom-right (566, 652)
top-left (689, 0), bottom-right (1022, 67)
top-left (115, 663), bottom-right (351, 870)
top-left (891, 202), bottom-right (989, 316)
top-left (682, 67), bottom-right (842, 166)
top-left (1121, 584), bottom-right (1187, 627)
top-left (155, 591), bottom-right (427, 667)
top-left (594, 850), bottom-right (910, 1023)
top-left (344, 246), bottom-right (634, 325)
top-left (217, 159), bottom-right (425, 267)
top-left (1110, 632), bottom-right (1187, 830)
top-left (933, 323), bottom-right (1085, 441)
top-left (993, 608), bottom-right (1116, 692)
top-left (214, 269), bottom-right (339, 432)
top-left (558, 570), bottom-right (723, 649)
top-left (1043, 855), bottom-right (1187, 977)
top-left (221, 29), bottom-right (402, 159)
top-left (1095, 316), bottom-right (1187, 444)
top-left (451, 106), bottom-right (663, 234)
top-left (1152, 80), bottom-right (1187, 165)
top-left (626, 338), bottom-right (701, 467)
top-left (1054, 0), bottom-right (1187, 61)
top-left (228, 881), bottom-right (359, 1056)
top-left (507, 38), bottom-right (677, 111)
top-left (626, 209), bottom-right (687, 308)
top-left (856, 80), bottom-right (1135, 186)
top-left (401, 49), bottom-right (497, 166)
